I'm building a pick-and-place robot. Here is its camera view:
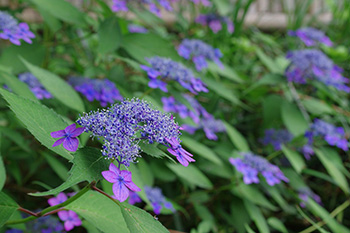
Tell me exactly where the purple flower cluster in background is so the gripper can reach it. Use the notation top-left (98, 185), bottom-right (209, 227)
top-left (111, 0), bottom-right (173, 16)
top-left (128, 24), bottom-right (148, 33)
top-left (195, 13), bottom-right (234, 34)
top-left (68, 77), bottom-right (123, 107)
top-left (285, 49), bottom-right (350, 92)
top-left (141, 56), bottom-right (208, 94)
top-left (77, 98), bottom-right (194, 167)
top-left (18, 73), bottom-right (52, 100)
top-left (26, 215), bottom-right (65, 233)
top-left (128, 191), bottom-right (142, 205)
top-left (191, 0), bottom-right (211, 6)
top-left (144, 186), bottom-right (175, 214)
top-left (0, 11), bottom-right (35, 45)
top-left (288, 27), bottom-right (333, 47)
top-left (48, 193), bottom-right (82, 231)
top-left (178, 39), bottom-right (223, 71)
top-left (229, 152), bottom-right (289, 186)
top-left (298, 187), bottom-right (322, 208)
top-left (260, 128), bottom-right (293, 150)
top-left (302, 119), bottom-right (348, 159)
top-left (162, 94), bottom-right (225, 140)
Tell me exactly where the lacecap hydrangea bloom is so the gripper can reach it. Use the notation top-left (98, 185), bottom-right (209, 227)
top-left (298, 187), bottom-right (322, 208)
top-left (229, 152), bottom-right (289, 186)
top-left (77, 98), bottom-right (195, 167)
top-left (285, 49), bottom-right (350, 92)
top-left (111, 0), bottom-right (173, 16)
top-left (302, 119), bottom-right (348, 159)
top-left (178, 39), bottom-right (223, 71)
top-left (162, 95), bottom-right (225, 140)
top-left (68, 77), bottom-right (123, 107)
top-left (25, 215), bottom-right (66, 233)
top-left (260, 129), bottom-right (294, 150)
top-left (18, 73), bottom-right (52, 100)
top-left (0, 11), bottom-right (35, 45)
top-left (195, 13), bottom-right (234, 34)
top-left (141, 57), bottom-right (208, 94)
top-left (288, 27), bottom-right (333, 47)
top-left (128, 24), bottom-right (148, 33)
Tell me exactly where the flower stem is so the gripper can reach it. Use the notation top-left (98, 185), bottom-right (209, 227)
top-left (5, 181), bottom-right (96, 225)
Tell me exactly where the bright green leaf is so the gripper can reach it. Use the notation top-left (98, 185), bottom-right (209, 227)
top-left (302, 98), bottom-right (334, 115)
top-left (98, 17), bottom-right (122, 54)
top-left (0, 89), bottom-right (73, 160)
top-left (30, 0), bottom-right (86, 26)
top-left (207, 62), bottom-right (244, 83)
top-left (30, 147), bottom-right (109, 196)
top-left (21, 58), bottom-right (85, 112)
top-left (223, 122), bottom-right (249, 151)
top-left (244, 200), bottom-right (270, 233)
top-left (281, 146), bottom-right (305, 173)
top-left (281, 102), bottom-right (308, 136)
top-left (181, 136), bottom-right (222, 165)
top-left (0, 72), bottom-right (37, 102)
top-left (0, 192), bottom-right (18, 228)
top-left (167, 164), bottom-right (213, 189)
top-left (268, 217), bottom-right (288, 233)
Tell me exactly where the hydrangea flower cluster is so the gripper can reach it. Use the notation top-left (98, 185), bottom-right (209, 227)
top-left (68, 77), bottom-right (123, 107)
top-left (260, 129), bottom-right (294, 150)
top-left (302, 119), bottom-right (348, 159)
top-left (144, 186), bottom-right (175, 214)
top-left (288, 27), bottom-right (333, 47)
top-left (48, 193), bottom-right (82, 231)
top-left (128, 24), bottom-right (148, 33)
top-left (18, 73), bottom-right (52, 100)
top-left (178, 39), bottom-right (223, 71)
top-left (285, 49), bottom-right (350, 92)
top-left (127, 186), bottom-right (175, 214)
top-left (26, 215), bottom-right (65, 233)
top-left (229, 152), bottom-right (289, 186)
top-left (77, 98), bottom-right (195, 167)
top-left (162, 95), bottom-right (225, 140)
top-left (111, 0), bottom-right (173, 16)
top-left (195, 13), bottom-right (234, 34)
top-left (298, 187), bottom-right (322, 208)
top-left (141, 57), bottom-right (208, 94)
top-left (0, 11), bottom-right (35, 45)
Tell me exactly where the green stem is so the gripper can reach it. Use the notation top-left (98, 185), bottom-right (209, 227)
top-left (5, 181), bottom-right (96, 225)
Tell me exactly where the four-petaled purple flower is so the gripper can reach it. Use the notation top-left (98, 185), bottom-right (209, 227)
top-left (166, 137), bottom-right (195, 167)
top-left (59, 210), bottom-right (82, 231)
top-left (51, 124), bottom-right (84, 152)
top-left (102, 163), bottom-right (141, 202)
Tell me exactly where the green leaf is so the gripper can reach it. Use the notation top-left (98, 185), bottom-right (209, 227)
top-left (181, 136), bottom-right (223, 165)
top-left (0, 42), bottom-right (45, 74)
top-left (302, 98), bottom-right (334, 115)
top-left (256, 48), bottom-right (283, 74)
top-left (267, 217), bottom-right (288, 233)
top-left (0, 126), bottom-right (30, 152)
top-left (314, 148), bottom-right (349, 194)
top-left (67, 191), bottom-right (129, 233)
top-left (30, 0), bottom-right (86, 26)
top-left (307, 199), bottom-right (350, 233)
top-left (232, 184), bottom-right (278, 211)
top-left (0, 89), bottom-right (73, 160)
top-left (98, 17), bottom-right (123, 54)
top-left (21, 58), bottom-right (85, 112)
top-left (281, 102), bottom-right (308, 136)
top-left (137, 160), bottom-right (154, 186)
top-left (120, 202), bottom-right (169, 233)
top-left (0, 136), bottom-right (5, 191)
top-left (201, 77), bottom-right (240, 105)
top-left (167, 164), bottom-right (213, 189)
top-left (30, 147), bottom-right (109, 196)
top-left (122, 33), bottom-right (179, 63)
top-left (244, 200), bottom-right (270, 233)
top-left (281, 146), bottom-right (305, 173)
top-left (0, 71), bottom-right (37, 102)
top-left (139, 143), bottom-right (175, 163)
top-left (207, 62), bottom-right (244, 83)
top-left (0, 192), bottom-right (18, 228)
top-left (43, 152), bottom-right (70, 181)
top-left (223, 121), bottom-right (249, 151)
